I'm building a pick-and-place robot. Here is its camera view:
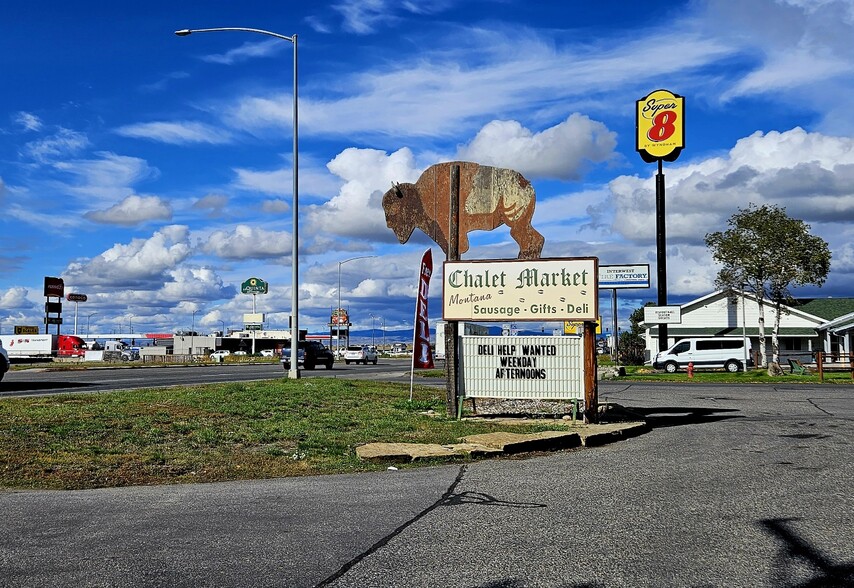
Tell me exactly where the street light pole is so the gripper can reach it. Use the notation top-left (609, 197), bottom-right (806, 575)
top-left (176, 26), bottom-right (300, 379)
top-left (87, 312), bottom-right (97, 337)
top-left (337, 256), bottom-right (376, 355)
top-left (191, 310), bottom-right (197, 359)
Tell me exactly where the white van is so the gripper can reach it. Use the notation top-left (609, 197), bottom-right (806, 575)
top-left (652, 338), bottom-right (751, 373)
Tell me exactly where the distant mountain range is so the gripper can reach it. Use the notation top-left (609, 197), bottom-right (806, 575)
top-left (313, 325), bottom-right (554, 345)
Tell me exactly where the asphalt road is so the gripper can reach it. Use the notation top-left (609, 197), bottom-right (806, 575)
top-left (0, 359), bottom-right (436, 397)
top-left (1, 381), bottom-right (852, 587)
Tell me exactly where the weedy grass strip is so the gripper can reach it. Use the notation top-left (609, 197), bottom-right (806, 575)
top-left (0, 378), bottom-right (559, 490)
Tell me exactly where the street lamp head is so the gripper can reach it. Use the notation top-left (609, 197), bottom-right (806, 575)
top-left (174, 29), bottom-right (193, 36)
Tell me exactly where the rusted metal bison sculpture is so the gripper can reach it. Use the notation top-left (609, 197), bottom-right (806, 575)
top-left (382, 161), bottom-right (544, 260)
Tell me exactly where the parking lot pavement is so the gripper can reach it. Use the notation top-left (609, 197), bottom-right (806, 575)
top-left (2, 382), bottom-right (852, 587)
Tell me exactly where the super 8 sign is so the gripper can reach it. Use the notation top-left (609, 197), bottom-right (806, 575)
top-left (636, 89), bottom-right (684, 163)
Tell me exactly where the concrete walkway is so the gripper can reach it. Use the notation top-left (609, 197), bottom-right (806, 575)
top-left (356, 409), bottom-right (648, 462)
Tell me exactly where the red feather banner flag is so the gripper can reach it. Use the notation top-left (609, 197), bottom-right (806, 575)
top-left (413, 249), bottom-right (434, 369)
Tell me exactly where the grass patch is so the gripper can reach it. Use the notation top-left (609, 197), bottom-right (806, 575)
top-left (415, 363), bottom-right (853, 384)
top-left (618, 365), bottom-right (854, 384)
top-left (0, 379), bottom-right (560, 491)
top-left (11, 355), bottom-right (280, 371)
top-left (415, 368), bottom-right (446, 378)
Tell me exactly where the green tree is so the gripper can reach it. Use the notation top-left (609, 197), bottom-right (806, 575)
top-left (618, 303), bottom-right (653, 365)
top-left (704, 204), bottom-right (831, 367)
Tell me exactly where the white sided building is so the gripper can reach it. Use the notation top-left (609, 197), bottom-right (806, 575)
top-left (642, 290), bottom-right (854, 364)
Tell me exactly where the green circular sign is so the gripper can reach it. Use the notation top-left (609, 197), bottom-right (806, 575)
top-left (241, 277), bottom-right (269, 294)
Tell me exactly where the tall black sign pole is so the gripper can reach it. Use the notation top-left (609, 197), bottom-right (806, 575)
top-left (655, 158), bottom-right (668, 348)
top-left (636, 89), bottom-right (684, 354)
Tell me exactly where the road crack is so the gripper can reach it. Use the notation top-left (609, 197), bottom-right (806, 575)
top-left (314, 465), bottom-right (469, 587)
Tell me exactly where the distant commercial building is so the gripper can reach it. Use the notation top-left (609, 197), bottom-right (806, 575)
top-left (171, 329), bottom-right (307, 356)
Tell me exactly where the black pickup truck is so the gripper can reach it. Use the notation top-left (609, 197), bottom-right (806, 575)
top-left (281, 340), bottom-right (335, 370)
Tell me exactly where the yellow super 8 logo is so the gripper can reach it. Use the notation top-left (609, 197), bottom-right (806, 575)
top-left (636, 89), bottom-right (684, 162)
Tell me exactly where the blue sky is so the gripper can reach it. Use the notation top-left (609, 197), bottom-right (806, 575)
top-left (2, 0), bottom-right (854, 338)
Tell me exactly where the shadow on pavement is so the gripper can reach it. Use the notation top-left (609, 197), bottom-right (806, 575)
top-left (625, 406), bottom-right (742, 428)
top-left (442, 491), bottom-right (546, 509)
top-left (467, 517), bottom-right (854, 588)
top-left (0, 381), bottom-right (93, 394)
top-left (761, 517), bottom-right (854, 587)
top-left (473, 579), bottom-right (607, 587)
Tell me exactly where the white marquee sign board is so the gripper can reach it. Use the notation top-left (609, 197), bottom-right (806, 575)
top-left (644, 305), bottom-right (682, 324)
top-left (460, 336), bottom-right (584, 400)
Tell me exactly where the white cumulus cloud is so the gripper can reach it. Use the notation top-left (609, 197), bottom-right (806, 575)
top-left (305, 147), bottom-right (421, 243)
top-left (592, 127), bottom-right (854, 295)
top-left (0, 287), bottom-right (32, 310)
top-left (159, 267), bottom-right (232, 302)
top-left (63, 225), bottom-right (192, 289)
top-left (456, 114), bottom-right (618, 180)
top-left (203, 224), bottom-right (292, 260)
top-left (84, 194), bottom-right (173, 226)
top-left (192, 193), bottom-right (229, 217)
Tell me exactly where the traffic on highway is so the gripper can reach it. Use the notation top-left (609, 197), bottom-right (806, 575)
top-left (0, 359), bottom-right (439, 398)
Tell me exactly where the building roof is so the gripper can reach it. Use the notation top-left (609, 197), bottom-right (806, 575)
top-left (820, 310), bottom-right (854, 333)
top-left (792, 298), bottom-right (854, 320)
top-left (646, 327), bottom-right (817, 337)
top-left (640, 291), bottom-right (854, 337)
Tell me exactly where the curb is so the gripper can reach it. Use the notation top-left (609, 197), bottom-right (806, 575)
top-left (355, 419), bottom-right (648, 463)
top-left (460, 430), bottom-right (581, 453)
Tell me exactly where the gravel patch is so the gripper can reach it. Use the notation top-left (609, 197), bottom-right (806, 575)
top-left (465, 397), bottom-right (580, 418)
top-left (464, 397), bottom-right (643, 423)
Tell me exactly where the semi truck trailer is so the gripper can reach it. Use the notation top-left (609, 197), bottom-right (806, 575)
top-left (0, 334), bottom-right (88, 360)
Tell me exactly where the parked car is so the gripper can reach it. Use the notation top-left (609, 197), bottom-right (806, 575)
top-left (281, 345), bottom-right (304, 370)
top-left (281, 341), bottom-right (335, 370)
top-left (233, 350), bottom-right (248, 356)
top-left (344, 345), bottom-right (378, 365)
top-left (210, 350), bottom-right (231, 361)
top-left (259, 349), bottom-right (277, 357)
top-left (651, 337), bottom-right (751, 373)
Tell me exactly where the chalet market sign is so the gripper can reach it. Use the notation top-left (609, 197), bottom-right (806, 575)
top-left (442, 257), bottom-right (598, 322)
